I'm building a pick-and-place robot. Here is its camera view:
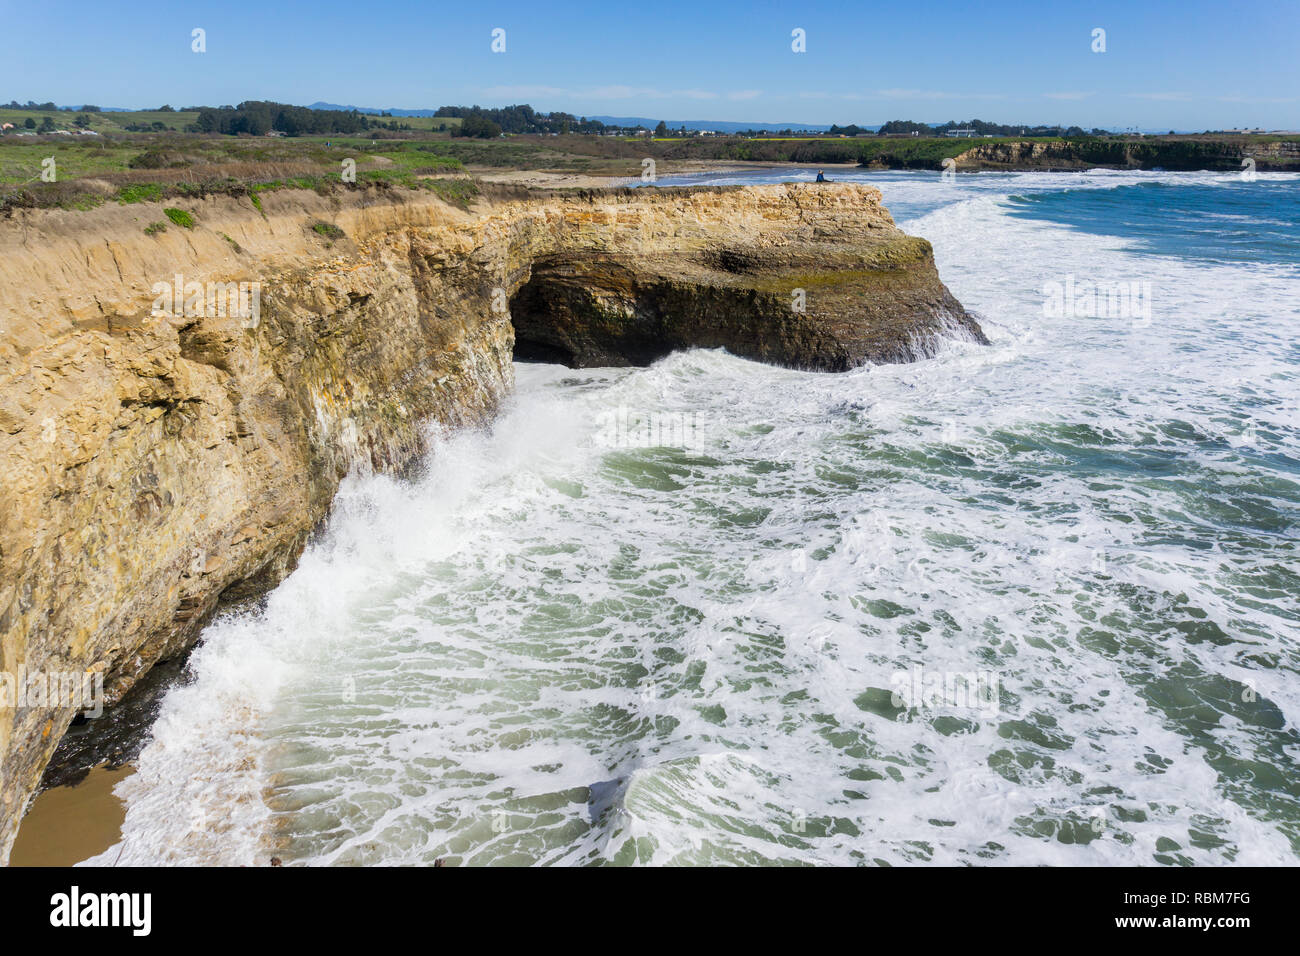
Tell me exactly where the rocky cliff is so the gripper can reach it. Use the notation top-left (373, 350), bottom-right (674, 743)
top-left (0, 181), bottom-right (981, 862)
top-left (950, 138), bottom-right (1300, 171)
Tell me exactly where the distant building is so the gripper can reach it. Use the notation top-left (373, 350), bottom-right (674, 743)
top-left (1224, 128), bottom-right (1266, 135)
top-left (945, 128), bottom-right (977, 138)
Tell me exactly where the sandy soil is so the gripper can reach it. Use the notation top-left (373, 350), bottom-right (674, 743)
top-left (8, 764), bottom-right (134, 867)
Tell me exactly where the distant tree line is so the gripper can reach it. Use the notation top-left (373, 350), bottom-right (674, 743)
top-left (877, 118), bottom-right (1108, 137)
top-left (2, 98), bottom-right (1131, 142)
top-left (190, 101), bottom-right (395, 136)
top-left (3, 100), bottom-right (104, 112)
top-left (436, 104), bottom-right (643, 137)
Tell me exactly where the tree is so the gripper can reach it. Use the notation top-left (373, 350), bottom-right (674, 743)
top-left (23, 117), bottom-right (35, 129)
top-left (655, 120), bottom-right (667, 137)
top-left (74, 113), bottom-right (91, 128)
top-left (454, 114), bottom-right (502, 138)
top-left (39, 115), bottom-right (55, 132)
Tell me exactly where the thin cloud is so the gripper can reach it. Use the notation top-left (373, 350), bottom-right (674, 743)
top-left (1215, 94), bottom-right (1298, 104)
top-left (480, 84), bottom-right (737, 101)
top-left (1125, 92), bottom-right (1195, 101)
top-left (1044, 91), bottom-right (1094, 100)
top-left (479, 85), bottom-right (569, 99)
top-left (876, 89), bottom-right (1006, 100)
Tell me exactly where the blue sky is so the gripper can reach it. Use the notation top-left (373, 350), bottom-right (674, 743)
top-left (3, 0), bottom-right (1297, 128)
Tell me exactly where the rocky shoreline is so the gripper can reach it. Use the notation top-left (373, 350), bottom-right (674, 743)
top-left (941, 137), bottom-right (1300, 172)
top-left (0, 181), bottom-right (982, 863)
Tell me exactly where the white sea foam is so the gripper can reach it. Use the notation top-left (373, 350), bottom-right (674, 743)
top-left (89, 171), bottom-right (1300, 866)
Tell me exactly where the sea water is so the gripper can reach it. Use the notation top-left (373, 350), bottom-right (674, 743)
top-left (89, 169), bottom-right (1300, 866)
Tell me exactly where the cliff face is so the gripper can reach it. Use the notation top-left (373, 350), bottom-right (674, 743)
top-left (0, 181), bottom-right (981, 862)
top-left (951, 138), bottom-right (1300, 171)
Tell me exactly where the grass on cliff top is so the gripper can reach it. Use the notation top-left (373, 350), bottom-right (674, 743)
top-left (0, 108), bottom-right (464, 137)
top-left (0, 135), bottom-right (474, 212)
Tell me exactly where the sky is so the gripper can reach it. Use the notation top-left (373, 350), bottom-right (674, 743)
top-left (3, 0), bottom-right (1297, 129)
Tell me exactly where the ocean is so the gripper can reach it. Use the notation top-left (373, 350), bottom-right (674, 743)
top-left (87, 168), bottom-right (1300, 866)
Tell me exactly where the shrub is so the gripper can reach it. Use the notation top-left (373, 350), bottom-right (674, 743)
top-left (453, 114), bottom-right (503, 139)
top-left (144, 221), bottom-right (167, 235)
top-left (163, 207), bottom-right (195, 228)
top-left (311, 221), bottom-right (345, 241)
top-left (129, 150), bottom-right (167, 169)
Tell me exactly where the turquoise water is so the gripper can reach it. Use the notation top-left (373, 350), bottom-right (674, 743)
top-left (94, 169), bottom-right (1300, 866)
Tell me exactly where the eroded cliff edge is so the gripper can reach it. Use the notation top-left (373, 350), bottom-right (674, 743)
top-left (0, 182), bottom-right (983, 861)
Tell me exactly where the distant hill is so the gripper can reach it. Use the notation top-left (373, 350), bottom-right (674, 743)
top-left (307, 102), bottom-right (441, 117)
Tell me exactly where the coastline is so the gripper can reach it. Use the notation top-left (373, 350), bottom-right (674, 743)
top-left (0, 180), bottom-right (975, 863)
top-left (4, 164), bottom-right (1296, 866)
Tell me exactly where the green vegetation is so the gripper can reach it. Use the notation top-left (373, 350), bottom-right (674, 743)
top-left (311, 220), bottom-right (345, 241)
top-left (2, 106), bottom-right (1293, 216)
top-left (118, 183), bottom-right (163, 203)
top-left (144, 221), bottom-right (167, 235)
top-left (0, 134), bottom-right (477, 212)
top-left (420, 177), bottom-right (479, 208)
top-left (163, 207), bottom-right (194, 228)
top-left (195, 101), bottom-right (406, 136)
top-left (453, 114), bottom-right (503, 139)
top-left (220, 232), bottom-right (243, 253)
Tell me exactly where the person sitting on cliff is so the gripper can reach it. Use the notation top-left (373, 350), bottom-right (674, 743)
top-left (815, 170), bottom-right (827, 182)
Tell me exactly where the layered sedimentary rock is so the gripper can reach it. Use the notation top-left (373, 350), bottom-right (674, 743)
top-left (945, 138), bottom-right (1300, 171)
top-left (0, 181), bottom-right (981, 861)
